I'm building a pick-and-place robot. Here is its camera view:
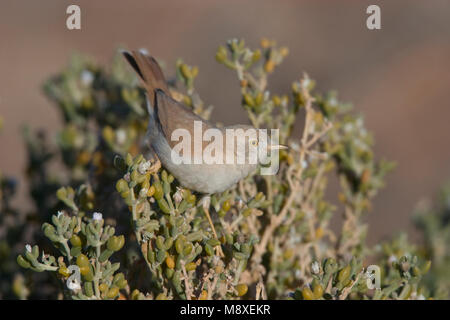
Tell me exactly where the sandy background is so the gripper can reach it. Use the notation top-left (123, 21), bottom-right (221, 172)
top-left (1, 0), bottom-right (450, 244)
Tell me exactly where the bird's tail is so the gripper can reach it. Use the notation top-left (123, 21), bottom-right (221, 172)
top-left (121, 49), bottom-right (169, 110)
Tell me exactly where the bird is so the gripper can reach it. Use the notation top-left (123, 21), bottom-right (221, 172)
top-left (122, 50), bottom-right (285, 254)
top-left (122, 49), bottom-right (285, 194)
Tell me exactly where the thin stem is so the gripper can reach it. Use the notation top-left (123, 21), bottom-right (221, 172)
top-left (93, 245), bottom-right (101, 299)
top-left (180, 262), bottom-right (193, 300)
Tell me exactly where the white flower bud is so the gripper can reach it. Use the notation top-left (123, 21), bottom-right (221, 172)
top-left (388, 255), bottom-right (397, 264)
top-left (80, 70), bottom-right (94, 86)
top-left (116, 129), bottom-right (127, 145)
top-left (173, 188), bottom-right (183, 204)
top-left (139, 188), bottom-right (148, 198)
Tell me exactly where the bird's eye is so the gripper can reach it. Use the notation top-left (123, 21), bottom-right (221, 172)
top-left (250, 139), bottom-right (258, 146)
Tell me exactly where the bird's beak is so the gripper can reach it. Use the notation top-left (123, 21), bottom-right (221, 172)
top-left (268, 144), bottom-right (288, 150)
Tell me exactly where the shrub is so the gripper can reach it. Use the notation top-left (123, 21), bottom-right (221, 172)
top-left (0, 38), bottom-right (447, 299)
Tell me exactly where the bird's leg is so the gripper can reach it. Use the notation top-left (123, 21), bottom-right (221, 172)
top-left (199, 196), bottom-right (217, 238)
top-left (199, 195), bottom-right (224, 257)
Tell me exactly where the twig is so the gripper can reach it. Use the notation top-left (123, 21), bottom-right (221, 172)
top-left (251, 75), bottom-right (322, 265)
top-left (180, 262), bottom-right (193, 300)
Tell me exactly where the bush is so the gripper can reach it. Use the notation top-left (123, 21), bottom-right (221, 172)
top-left (0, 38), bottom-right (448, 299)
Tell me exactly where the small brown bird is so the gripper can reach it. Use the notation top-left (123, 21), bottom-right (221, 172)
top-left (121, 49), bottom-right (285, 194)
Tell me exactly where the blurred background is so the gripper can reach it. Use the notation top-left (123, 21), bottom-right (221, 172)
top-left (1, 0), bottom-right (450, 245)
